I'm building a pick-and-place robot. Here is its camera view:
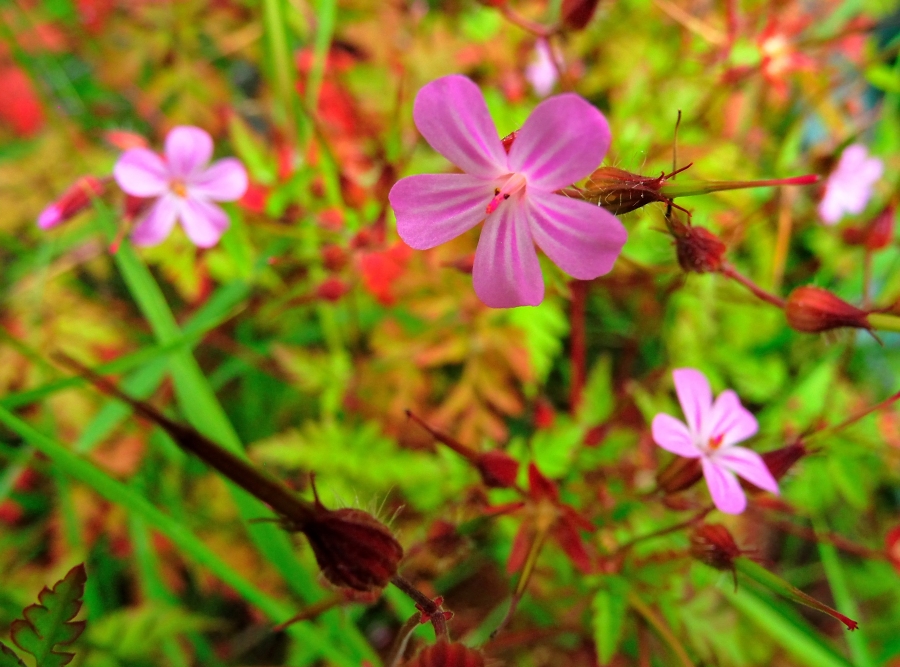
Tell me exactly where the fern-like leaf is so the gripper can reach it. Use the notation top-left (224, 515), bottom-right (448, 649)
top-left (10, 564), bottom-right (87, 667)
top-left (0, 643), bottom-right (26, 667)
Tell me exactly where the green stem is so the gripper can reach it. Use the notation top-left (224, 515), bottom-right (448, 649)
top-left (867, 312), bottom-right (900, 333)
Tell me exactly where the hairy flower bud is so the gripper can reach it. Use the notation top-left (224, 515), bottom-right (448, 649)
top-left (656, 456), bottom-right (703, 494)
top-left (302, 504), bottom-right (403, 593)
top-left (785, 286), bottom-right (871, 333)
top-left (690, 523), bottom-right (742, 571)
top-left (405, 641), bottom-right (485, 667)
top-left (37, 176), bottom-right (105, 229)
top-left (584, 167), bottom-right (673, 215)
top-left (670, 216), bottom-right (727, 273)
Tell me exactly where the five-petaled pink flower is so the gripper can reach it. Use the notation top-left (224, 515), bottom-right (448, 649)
top-left (389, 75), bottom-right (627, 308)
top-left (651, 368), bottom-right (779, 514)
top-left (818, 143), bottom-right (883, 225)
top-left (113, 126), bottom-right (248, 248)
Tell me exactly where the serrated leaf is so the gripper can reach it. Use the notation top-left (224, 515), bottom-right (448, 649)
top-left (592, 576), bottom-right (629, 665)
top-left (10, 564), bottom-right (87, 667)
top-left (0, 643), bottom-right (26, 667)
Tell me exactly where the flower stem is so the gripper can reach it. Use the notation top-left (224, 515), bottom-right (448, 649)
top-left (720, 264), bottom-right (787, 308)
top-left (390, 574), bottom-right (449, 640)
top-left (868, 312), bottom-right (900, 333)
top-left (569, 280), bottom-right (588, 413)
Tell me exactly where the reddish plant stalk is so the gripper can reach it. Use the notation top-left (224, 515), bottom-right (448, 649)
top-left (720, 264), bottom-right (787, 308)
top-left (569, 280), bottom-right (588, 413)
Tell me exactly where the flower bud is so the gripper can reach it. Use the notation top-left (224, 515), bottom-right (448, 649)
top-left (670, 216), bottom-right (727, 273)
top-left (316, 277), bottom-right (350, 302)
top-left (656, 456), bottom-right (703, 494)
top-left (321, 244), bottom-right (349, 272)
top-left (475, 450), bottom-right (519, 488)
top-left (760, 441), bottom-right (808, 482)
top-left (302, 504), bottom-right (403, 593)
top-left (690, 523), bottom-right (742, 571)
top-left (842, 203), bottom-right (895, 251)
top-left (584, 167), bottom-right (671, 215)
top-left (561, 0), bottom-right (600, 29)
top-left (37, 176), bottom-right (105, 229)
top-left (785, 286), bottom-right (871, 333)
top-left (886, 525), bottom-right (900, 575)
top-left (405, 641), bottom-right (485, 667)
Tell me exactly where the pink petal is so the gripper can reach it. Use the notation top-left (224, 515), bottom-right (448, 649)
top-left (472, 201), bottom-right (543, 308)
top-left (189, 158), bottom-right (248, 201)
top-left (178, 197), bottom-right (230, 248)
top-left (673, 368), bottom-right (711, 438)
top-left (715, 447), bottom-right (779, 494)
top-left (165, 126), bottom-right (214, 179)
top-left (37, 205), bottom-right (62, 230)
top-left (817, 191), bottom-right (844, 225)
top-left (507, 94), bottom-right (610, 191)
top-left (838, 144), bottom-right (870, 172)
top-left (651, 414), bottom-right (701, 458)
top-left (412, 75), bottom-right (508, 180)
top-left (390, 173), bottom-right (496, 249)
top-left (114, 149), bottom-right (169, 197)
top-left (701, 457), bottom-right (747, 514)
top-left (706, 389), bottom-right (758, 447)
top-left (131, 195), bottom-right (178, 246)
top-left (527, 190), bottom-right (626, 279)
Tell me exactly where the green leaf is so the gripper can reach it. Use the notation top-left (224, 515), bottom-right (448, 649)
top-left (592, 577), bottom-right (630, 665)
top-left (734, 557), bottom-right (858, 630)
top-left (0, 643), bottom-right (26, 667)
top-left (10, 564), bottom-right (87, 667)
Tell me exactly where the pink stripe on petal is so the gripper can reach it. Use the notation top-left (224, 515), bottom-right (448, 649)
top-left (701, 457), bottom-right (746, 514)
top-left (114, 149), bottom-right (169, 197)
top-left (527, 191), bottom-right (626, 279)
top-left (673, 368), bottom-right (711, 438)
top-left (131, 195), bottom-right (178, 246)
top-left (707, 389), bottom-right (757, 447)
top-left (472, 202), bottom-right (544, 308)
top-left (178, 197), bottom-right (230, 248)
top-left (390, 173), bottom-right (496, 249)
top-left (715, 447), bottom-right (779, 494)
top-left (508, 94), bottom-right (610, 191)
top-left (189, 158), bottom-right (248, 201)
top-left (165, 126), bottom-right (214, 178)
top-left (651, 414), bottom-right (701, 458)
top-left (413, 75), bottom-right (508, 180)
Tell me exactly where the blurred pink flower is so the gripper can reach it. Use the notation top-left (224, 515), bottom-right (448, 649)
top-left (114, 126), bottom-right (248, 248)
top-left (652, 368), bottom-right (779, 514)
top-left (818, 144), bottom-right (883, 225)
top-left (525, 39), bottom-right (558, 97)
top-left (389, 75), bottom-right (626, 308)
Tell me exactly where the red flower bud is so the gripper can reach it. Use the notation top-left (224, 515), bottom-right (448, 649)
top-left (405, 641), bottom-right (485, 667)
top-left (561, 0), bottom-right (601, 29)
top-left (690, 523), bottom-right (742, 571)
top-left (886, 525), bottom-right (900, 575)
top-left (670, 216), bottom-right (727, 273)
top-left (321, 244), bottom-right (349, 272)
top-left (302, 503), bottom-right (403, 593)
top-left (37, 176), bottom-right (105, 229)
top-left (476, 450), bottom-right (519, 488)
top-left (584, 166), bottom-right (673, 215)
top-left (656, 456), bottom-right (703, 494)
top-left (760, 441), bottom-right (808, 482)
top-left (842, 203), bottom-right (895, 251)
top-left (785, 286), bottom-right (871, 333)
top-left (316, 277), bottom-right (350, 302)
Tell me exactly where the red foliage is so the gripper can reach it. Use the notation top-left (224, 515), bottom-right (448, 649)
top-left (358, 242), bottom-right (412, 306)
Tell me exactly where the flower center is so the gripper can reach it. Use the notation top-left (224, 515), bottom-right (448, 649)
top-left (486, 173), bottom-right (527, 215)
top-left (170, 179), bottom-right (188, 198)
top-left (707, 433), bottom-right (725, 451)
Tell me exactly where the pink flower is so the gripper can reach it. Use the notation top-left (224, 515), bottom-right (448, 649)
top-left (525, 39), bottom-right (558, 97)
top-left (651, 368), bottom-right (779, 514)
top-left (818, 144), bottom-right (883, 225)
top-left (113, 126), bottom-right (248, 248)
top-left (389, 75), bottom-right (626, 308)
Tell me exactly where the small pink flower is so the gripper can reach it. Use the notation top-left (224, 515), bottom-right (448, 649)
top-left (525, 39), bottom-right (558, 97)
top-left (818, 144), bottom-right (883, 225)
top-left (389, 75), bottom-right (626, 308)
top-left (651, 368), bottom-right (779, 514)
top-left (113, 126), bottom-right (248, 248)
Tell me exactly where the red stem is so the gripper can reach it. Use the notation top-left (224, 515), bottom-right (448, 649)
top-left (720, 264), bottom-right (787, 309)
